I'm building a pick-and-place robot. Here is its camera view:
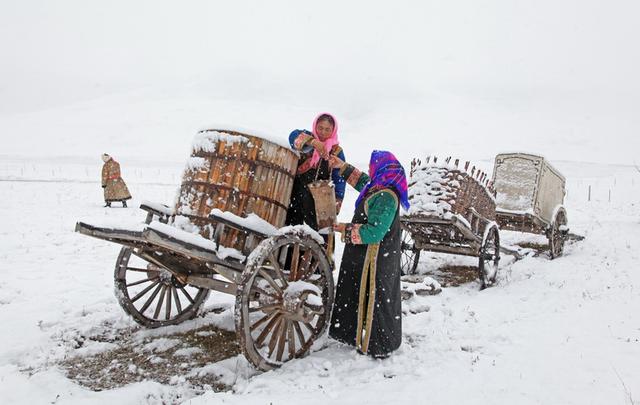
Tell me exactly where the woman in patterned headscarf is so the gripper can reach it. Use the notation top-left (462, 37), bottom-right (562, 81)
top-left (286, 113), bottom-right (346, 230)
top-left (328, 150), bottom-right (409, 358)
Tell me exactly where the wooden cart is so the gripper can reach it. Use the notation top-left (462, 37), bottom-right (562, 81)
top-left (491, 153), bottom-right (569, 259)
top-left (400, 158), bottom-right (500, 289)
top-left (76, 129), bottom-right (334, 371)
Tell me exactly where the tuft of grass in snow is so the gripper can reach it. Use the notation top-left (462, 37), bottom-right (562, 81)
top-left (59, 323), bottom-right (239, 393)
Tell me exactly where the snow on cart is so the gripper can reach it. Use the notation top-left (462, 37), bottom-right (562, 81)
top-left (491, 153), bottom-right (569, 258)
top-left (75, 128), bottom-right (335, 371)
top-left (400, 157), bottom-right (500, 289)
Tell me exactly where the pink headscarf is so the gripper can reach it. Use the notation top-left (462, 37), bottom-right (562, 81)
top-left (309, 112), bottom-right (339, 168)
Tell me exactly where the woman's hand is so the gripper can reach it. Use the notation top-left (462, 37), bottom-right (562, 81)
top-left (333, 222), bottom-right (347, 242)
top-left (328, 154), bottom-right (345, 169)
top-left (310, 139), bottom-right (329, 159)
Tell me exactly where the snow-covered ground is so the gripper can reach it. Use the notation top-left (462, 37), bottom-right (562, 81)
top-left (2, 0), bottom-right (640, 402)
top-left (1, 137), bottom-right (639, 404)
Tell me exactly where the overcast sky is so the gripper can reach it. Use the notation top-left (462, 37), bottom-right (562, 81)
top-left (2, 0), bottom-right (639, 112)
top-left (1, 0), bottom-right (639, 166)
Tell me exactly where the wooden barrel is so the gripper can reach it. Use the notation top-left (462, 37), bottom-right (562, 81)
top-left (176, 129), bottom-right (298, 253)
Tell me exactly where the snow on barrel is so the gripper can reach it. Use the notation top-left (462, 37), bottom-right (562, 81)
top-left (176, 129), bottom-right (298, 252)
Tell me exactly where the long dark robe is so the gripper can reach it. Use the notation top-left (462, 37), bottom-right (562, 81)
top-left (329, 191), bottom-right (402, 357)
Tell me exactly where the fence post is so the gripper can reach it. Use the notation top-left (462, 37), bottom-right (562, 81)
top-left (588, 185), bottom-right (591, 202)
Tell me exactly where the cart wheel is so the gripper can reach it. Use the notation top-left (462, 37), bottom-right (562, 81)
top-left (235, 231), bottom-right (334, 371)
top-left (401, 229), bottom-right (420, 275)
top-left (478, 226), bottom-right (500, 289)
top-left (548, 208), bottom-right (567, 259)
top-left (114, 247), bottom-right (210, 328)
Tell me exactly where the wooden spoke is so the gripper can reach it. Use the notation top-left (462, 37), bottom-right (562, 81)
top-left (305, 264), bottom-right (325, 289)
top-left (249, 303), bottom-right (281, 313)
top-left (255, 313), bottom-right (282, 347)
top-left (308, 261), bottom-right (320, 278)
top-left (268, 253), bottom-right (289, 288)
top-left (250, 311), bottom-right (277, 333)
top-left (292, 320), bottom-right (307, 347)
top-left (258, 268), bottom-right (284, 295)
top-left (250, 285), bottom-right (280, 300)
top-left (302, 320), bottom-right (316, 334)
top-left (165, 286), bottom-right (173, 320)
top-left (290, 243), bottom-right (300, 281)
top-left (297, 249), bottom-right (313, 279)
top-left (276, 320), bottom-right (288, 361)
top-left (131, 280), bottom-right (160, 303)
top-left (153, 285), bottom-right (167, 319)
top-left (126, 276), bottom-right (158, 287)
top-left (301, 258), bottom-right (319, 281)
top-left (139, 283), bottom-right (163, 314)
top-left (179, 286), bottom-right (195, 304)
top-left (267, 317), bottom-right (284, 356)
top-left (277, 245), bottom-right (289, 269)
top-left (287, 320), bottom-right (296, 359)
top-left (126, 266), bottom-right (160, 273)
top-left (172, 286), bottom-right (182, 314)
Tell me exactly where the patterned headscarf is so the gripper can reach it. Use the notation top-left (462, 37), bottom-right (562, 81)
top-left (355, 150), bottom-right (410, 211)
top-left (308, 112), bottom-right (339, 168)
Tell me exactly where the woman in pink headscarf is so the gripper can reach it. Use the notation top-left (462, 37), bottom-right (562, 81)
top-left (286, 113), bottom-right (347, 230)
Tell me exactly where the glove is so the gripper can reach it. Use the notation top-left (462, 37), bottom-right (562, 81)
top-left (102, 185), bottom-right (106, 188)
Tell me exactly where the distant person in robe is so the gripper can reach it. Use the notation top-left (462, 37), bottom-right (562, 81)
top-left (328, 150), bottom-right (410, 358)
top-left (101, 153), bottom-right (132, 208)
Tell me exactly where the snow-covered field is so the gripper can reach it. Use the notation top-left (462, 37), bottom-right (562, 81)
top-left (1, 129), bottom-right (639, 404)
